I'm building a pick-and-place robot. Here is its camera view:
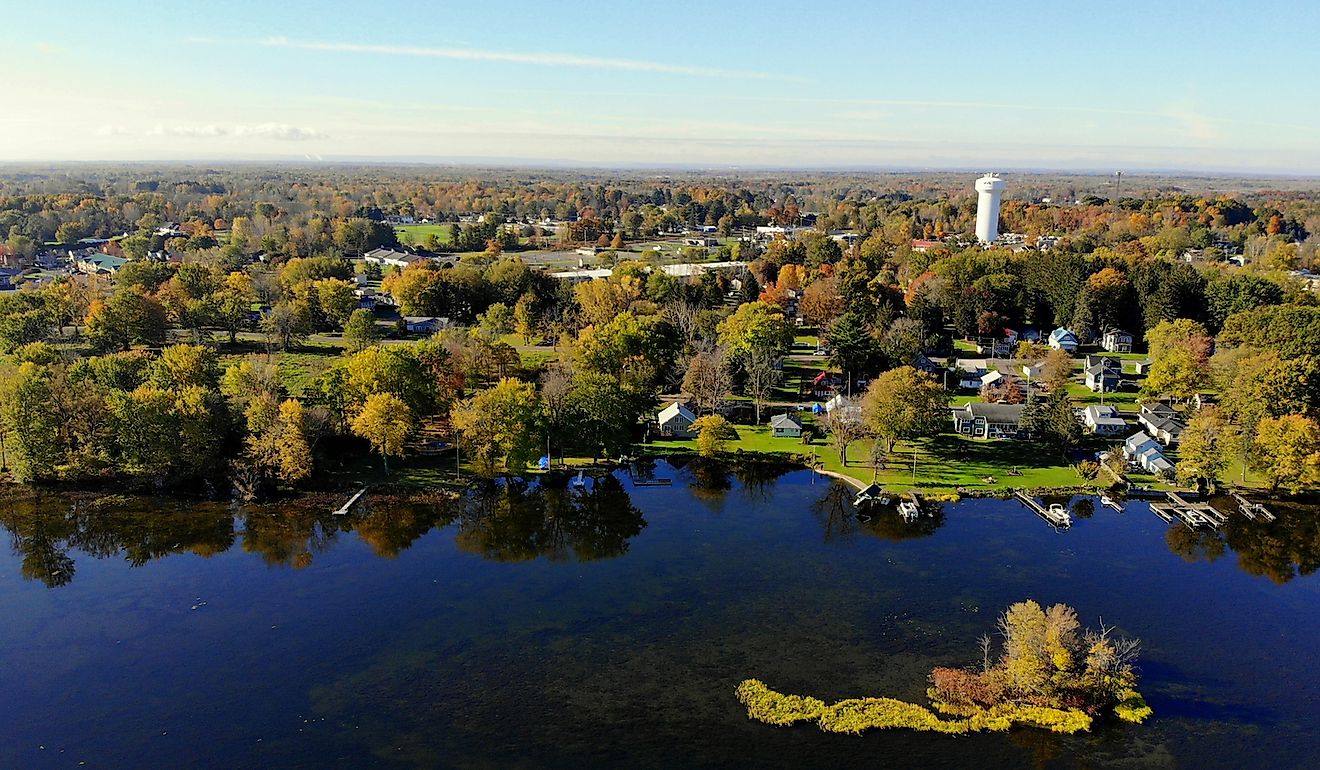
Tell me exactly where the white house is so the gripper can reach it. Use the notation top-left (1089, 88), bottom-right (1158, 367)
top-left (1124, 431), bottom-right (1174, 476)
top-left (1048, 328), bottom-right (1079, 352)
top-left (1083, 404), bottom-right (1127, 435)
top-left (824, 394), bottom-right (862, 420)
top-left (1101, 329), bottom-right (1134, 353)
top-left (364, 247), bottom-right (431, 269)
top-left (657, 402), bottom-right (697, 438)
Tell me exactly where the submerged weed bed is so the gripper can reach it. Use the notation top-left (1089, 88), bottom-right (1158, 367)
top-left (735, 679), bottom-right (1149, 736)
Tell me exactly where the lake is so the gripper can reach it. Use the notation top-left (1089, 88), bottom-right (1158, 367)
top-left (2, 461), bottom-right (1318, 768)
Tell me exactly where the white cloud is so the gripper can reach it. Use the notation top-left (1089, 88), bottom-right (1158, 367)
top-left (194, 36), bottom-right (795, 82)
top-left (94, 125), bottom-right (129, 136)
top-left (147, 124), bottom-right (227, 137)
top-left (234, 123), bottom-right (326, 141)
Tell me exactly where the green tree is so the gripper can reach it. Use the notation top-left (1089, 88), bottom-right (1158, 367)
top-left (86, 287), bottom-right (169, 351)
top-left (717, 301), bottom-right (794, 358)
top-left (568, 370), bottom-right (635, 461)
top-left (315, 278), bottom-right (358, 329)
top-left (451, 378), bottom-right (542, 472)
top-left (261, 301), bottom-right (312, 351)
top-left (478, 301), bottom-right (514, 336)
top-left (1175, 406), bottom-right (1231, 490)
top-left (861, 366), bottom-right (949, 454)
top-left (149, 344), bottom-right (219, 390)
top-left (0, 362), bottom-right (62, 482)
top-left (342, 308), bottom-right (381, 352)
top-left (351, 392), bottom-right (414, 472)
top-left (1022, 391), bottom-right (1082, 457)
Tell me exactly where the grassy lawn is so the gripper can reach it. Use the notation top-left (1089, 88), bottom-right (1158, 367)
top-left (394, 224), bottom-right (455, 244)
top-left (642, 423), bottom-right (1101, 495)
top-left (215, 340), bottom-right (346, 398)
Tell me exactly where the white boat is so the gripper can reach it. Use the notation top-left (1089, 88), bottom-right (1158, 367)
top-left (572, 471), bottom-right (587, 489)
top-left (898, 501), bottom-right (920, 521)
top-left (1100, 494), bottom-right (1123, 512)
top-left (1046, 503), bottom-right (1072, 528)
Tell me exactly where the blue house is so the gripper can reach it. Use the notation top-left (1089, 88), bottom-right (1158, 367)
top-left (1048, 327), bottom-right (1079, 353)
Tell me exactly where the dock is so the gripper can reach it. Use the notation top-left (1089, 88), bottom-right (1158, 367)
top-left (1150, 492), bottom-right (1226, 530)
top-left (1013, 491), bottom-right (1071, 529)
top-left (1100, 494), bottom-right (1124, 512)
top-left (631, 478), bottom-right (673, 487)
top-left (332, 487), bottom-right (367, 516)
top-left (1230, 491), bottom-right (1276, 522)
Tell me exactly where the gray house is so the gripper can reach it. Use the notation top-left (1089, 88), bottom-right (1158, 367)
top-left (657, 402), bottom-right (698, 438)
top-left (951, 402), bottom-right (1025, 440)
top-left (770, 413), bottom-right (804, 438)
top-left (1085, 362), bottom-right (1122, 392)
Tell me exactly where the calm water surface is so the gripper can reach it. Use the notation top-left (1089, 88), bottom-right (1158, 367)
top-left (2, 462), bottom-right (1318, 769)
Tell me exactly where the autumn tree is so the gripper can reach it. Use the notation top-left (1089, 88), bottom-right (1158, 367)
top-left (682, 347), bottom-right (732, 414)
top-left (351, 392), bottom-right (414, 472)
top-left (1252, 415), bottom-right (1320, 494)
top-left (692, 414), bottom-right (738, 457)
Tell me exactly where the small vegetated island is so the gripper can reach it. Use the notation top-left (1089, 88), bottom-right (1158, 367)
top-left (737, 600), bottom-right (1151, 735)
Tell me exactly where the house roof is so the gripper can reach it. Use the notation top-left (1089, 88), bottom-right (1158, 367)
top-left (964, 402), bottom-right (1025, 422)
top-left (1141, 401), bottom-right (1177, 417)
top-left (403, 316), bottom-right (438, 323)
top-left (770, 413), bottom-right (803, 429)
top-left (1049, 327), bottom-right (1077, 342)
top-left (1085, 363), bottom-right (1120, 377)
top-left (1125, 431), bottom-right (1158, 451)
top-left (1084, 404), bottom-right (1119, 418)
top-left (658, 402), bottom-right (696, 423)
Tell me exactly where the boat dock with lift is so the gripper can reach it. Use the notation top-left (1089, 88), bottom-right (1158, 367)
top-left (1150, 492), bottom-right (1227, 530)
top-left (1013, 491), bottom-right (1072, 529)
top-left (1230, 491), bottom-right (1275, 522)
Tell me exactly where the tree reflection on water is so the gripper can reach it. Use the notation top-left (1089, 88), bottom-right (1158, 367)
top-left (455, 475), bottom-right (646, 562)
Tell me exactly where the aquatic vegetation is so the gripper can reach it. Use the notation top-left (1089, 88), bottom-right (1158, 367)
top-left (736, 679), bottom-right (1096, 735)
top-left (738, 600), bottom-right (1150, 736)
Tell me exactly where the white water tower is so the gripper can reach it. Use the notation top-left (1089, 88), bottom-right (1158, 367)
top-left (974, 173), bottom-right (1006, 243)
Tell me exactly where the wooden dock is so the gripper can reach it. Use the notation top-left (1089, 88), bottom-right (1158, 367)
top-left (1230, 491), bottom-right (1276, 522)
top-left (332, 487), bottom-right (367, 516)
top-left (1150, 492), bottom-right (1225, 530)
top-left (1013, 491), bottom-right (1071, 529)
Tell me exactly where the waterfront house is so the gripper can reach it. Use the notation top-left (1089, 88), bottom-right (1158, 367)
top-left (657, 402), bottom-right (697, 438)
top-left (1082, 404), bottom-right (1128, 435)
top-left (1101, 329), bottom-right (1134, 353)
top-left (1139, 402), bottom-right (1185, 445)
top-left (1124, 431), bottom-right (1174, 476)
top-left (770, 413), bottom-right (804, 438)
top-left (1048, 328), bottom-right (1079, 352)
top-left (951, 402), bottom-right (1025, 440)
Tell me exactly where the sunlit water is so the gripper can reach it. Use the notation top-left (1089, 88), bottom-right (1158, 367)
top-left (2, 461), bottom-right (1318, 769)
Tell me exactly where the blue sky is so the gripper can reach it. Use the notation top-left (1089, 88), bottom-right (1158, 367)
top-left (3, 0), bottom-right (1318, 172)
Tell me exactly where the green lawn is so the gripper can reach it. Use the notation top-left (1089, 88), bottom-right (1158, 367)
top-left (394, 224), bottom-right (455, 244)
top-left (643, 423), bottom-right (1101, 495)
